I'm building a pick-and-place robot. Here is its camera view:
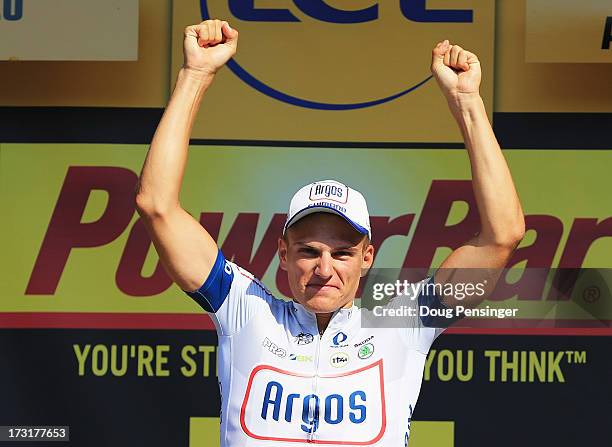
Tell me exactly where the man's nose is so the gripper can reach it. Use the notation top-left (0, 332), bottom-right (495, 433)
top-left (314, 252), bottom-right (333, 278)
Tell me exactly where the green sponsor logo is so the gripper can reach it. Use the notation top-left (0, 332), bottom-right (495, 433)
top-left (358, 343), bottom-right (374, 359)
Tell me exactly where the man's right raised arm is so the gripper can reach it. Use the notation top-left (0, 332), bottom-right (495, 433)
top-left (135, 20), bottom-right (238, 292)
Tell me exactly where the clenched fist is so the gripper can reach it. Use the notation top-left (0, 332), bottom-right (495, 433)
top-left (183, 19), bottom-right (238, 75)
top-left (431, 40), bottom-right (481, 101)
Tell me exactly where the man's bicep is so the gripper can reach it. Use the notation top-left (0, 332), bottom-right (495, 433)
top-left (436, 241), bottom-right (508, 306)
top-left (141, 206), bottom-right (218, 292)
top-left (439, 240), bottom-right (511, 270)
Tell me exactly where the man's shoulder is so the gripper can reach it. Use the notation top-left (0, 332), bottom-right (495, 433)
top-left (229, 261), bottom-right (287, 306)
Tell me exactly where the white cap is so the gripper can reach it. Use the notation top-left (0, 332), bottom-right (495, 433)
top-left (283, 180), bottom-right (372, 239)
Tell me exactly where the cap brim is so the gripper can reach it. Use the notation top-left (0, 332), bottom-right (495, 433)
top-left (284, 205), bottom-right (370, 238)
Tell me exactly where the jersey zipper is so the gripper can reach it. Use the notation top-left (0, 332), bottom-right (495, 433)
top-left (307, 322), bottom-right (322, 442)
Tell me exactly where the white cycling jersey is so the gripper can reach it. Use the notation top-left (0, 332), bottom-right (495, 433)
top-left (185, 250), bottom-right (445, 447)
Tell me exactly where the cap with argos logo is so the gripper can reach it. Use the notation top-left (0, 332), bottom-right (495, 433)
top-left (283, 180), bottom-right (372, 239)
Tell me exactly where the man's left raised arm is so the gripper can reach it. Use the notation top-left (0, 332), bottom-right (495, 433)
top-left (429, 40), bottom-right (525, 308)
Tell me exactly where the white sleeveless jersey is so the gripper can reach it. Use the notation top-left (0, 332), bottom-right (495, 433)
top-left (185, 250), bottom-right (445, 447)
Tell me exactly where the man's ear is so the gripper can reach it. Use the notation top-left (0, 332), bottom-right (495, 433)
top-left (278, 237), bottom-right (288, 271)
top-left (360, 243), bottom-right (375, 277)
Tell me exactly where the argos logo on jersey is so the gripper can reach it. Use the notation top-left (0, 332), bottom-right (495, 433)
top-left (240, 361), bottom-right (386, 444)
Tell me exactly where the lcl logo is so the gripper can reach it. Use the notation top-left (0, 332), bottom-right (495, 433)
top-left (222, 0), bottom-right (472, 24)
top-left (200, 1), bottom-right (474, 110)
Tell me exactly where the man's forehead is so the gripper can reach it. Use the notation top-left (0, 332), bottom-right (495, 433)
top-left (289, 212), bottom-right (352, 229)
top-left (293, 240), bottom-right (361, 250)
top-left (285, 214), bottom-right (366, 246)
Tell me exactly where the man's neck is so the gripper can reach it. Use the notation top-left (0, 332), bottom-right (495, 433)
top-left (315, 300), bottom-right (354, 335)
top-left (316, 312), bottom-right (333, 336)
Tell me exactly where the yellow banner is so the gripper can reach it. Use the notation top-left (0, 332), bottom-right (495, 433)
top-left (188, 418), bottom-right (453, 447)
top-left (1, 143), bottom-right (611, 317)
top-left (171, 0), bottom-right (495, 142)
top-left (1, 1), bottom-right (609, 112)
top-left (526, 0), bottom-right (612, 63)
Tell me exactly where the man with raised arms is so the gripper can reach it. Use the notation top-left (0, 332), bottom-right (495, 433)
top-left (136, 19), bottom-right (524, 446)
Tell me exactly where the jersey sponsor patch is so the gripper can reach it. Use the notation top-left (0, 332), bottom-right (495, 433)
top-left (240, 360), bottom-right (386, 444)
top-left (295, 332), bottom-right (314, 345)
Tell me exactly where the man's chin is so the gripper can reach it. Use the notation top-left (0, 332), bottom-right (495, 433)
top-left (300, 293), bottom-right (345, 313)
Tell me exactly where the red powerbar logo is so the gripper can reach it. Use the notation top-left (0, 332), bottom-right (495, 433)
top-left (25, 166), bottom-right (612, 299)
